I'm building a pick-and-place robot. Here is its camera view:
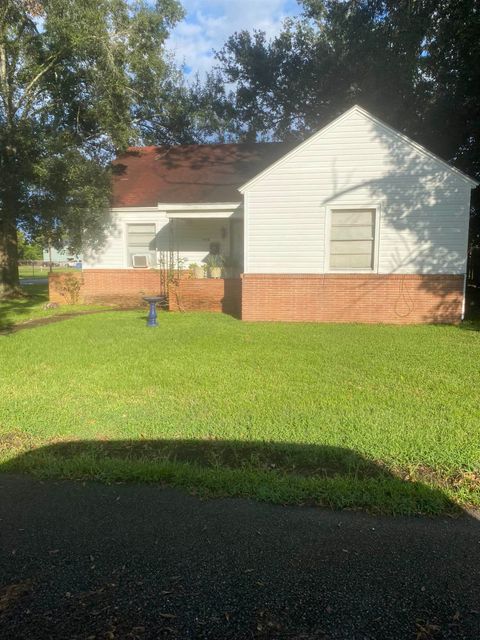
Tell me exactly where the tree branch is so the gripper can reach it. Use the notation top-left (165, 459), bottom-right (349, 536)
top-left (16, 53), bottom-right (61, 118)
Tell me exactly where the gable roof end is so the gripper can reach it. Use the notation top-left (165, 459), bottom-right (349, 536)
top-left (239, 105), bottom-right (479, 192)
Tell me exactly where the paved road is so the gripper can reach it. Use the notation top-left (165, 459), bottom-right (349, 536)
top-left (19, 277), bottom-right (48, 286)
top-left (0, 475), bottom-right (479, 639)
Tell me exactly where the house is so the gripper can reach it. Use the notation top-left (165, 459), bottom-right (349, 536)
top-left (51, 105), bottom-right (478, 323)
top-left (43, 246), bottom-right (82, 266)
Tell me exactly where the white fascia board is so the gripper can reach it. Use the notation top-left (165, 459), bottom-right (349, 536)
top-left (158, 202), bottom-right (242, 211)
top-left (160, 202), bottom-right (243, 219)
top-left (166, 211), bottom-right (241, 219)
top-left (239, 105), bottom-right (478, 192)
top-left (111, 206), bottom-right (160, 213)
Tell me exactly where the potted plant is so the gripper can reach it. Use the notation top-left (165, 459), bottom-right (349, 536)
top-left (189, 262), bottom-right (205, 279)
top-left (205, 253), bottom-right (224, 278)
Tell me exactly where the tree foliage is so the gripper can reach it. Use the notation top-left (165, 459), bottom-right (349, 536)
top-left (1, 0), bottom-right (479, 298)
top-left (17, 230), bottom-right (42, 260)
top-left (215, 1), bottom-right (479, 183)
top-left (0, 0), bottom-right (184, 294)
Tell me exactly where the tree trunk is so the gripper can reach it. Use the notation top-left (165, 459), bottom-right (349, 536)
top-left (0, 217), bottom-right (21, 297)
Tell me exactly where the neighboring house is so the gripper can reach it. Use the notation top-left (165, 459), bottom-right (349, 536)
top-left (43, 246), bottom-right (82, 266)
top-left (75, 105), bottom-right (477, 323)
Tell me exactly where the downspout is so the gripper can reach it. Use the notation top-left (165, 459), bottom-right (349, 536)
top-left (461, 271), bottom-right (467, 321)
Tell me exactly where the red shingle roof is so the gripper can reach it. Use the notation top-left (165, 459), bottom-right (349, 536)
top-left (111, 143), bottom-right (293, 207)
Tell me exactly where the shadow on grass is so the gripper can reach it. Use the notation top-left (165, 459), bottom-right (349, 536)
top-left (1, 440), bottom-right (479, 640)
top-left (0, 284), bottom-right (48, 333)
top-left (462, 285), bottom-right (480, 330)
top-left (0, 438), bottom-right (462, 516)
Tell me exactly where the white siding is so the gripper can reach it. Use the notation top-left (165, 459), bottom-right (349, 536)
top-left (244, 109), bottom-right (473, 275)
top-left (83, 209), bottom-right (158, 269)
top-left (83, 209), bottom-right (231, 269)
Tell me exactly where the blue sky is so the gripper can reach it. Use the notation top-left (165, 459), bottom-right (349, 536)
top-left (167, 0), bottom-right (302, 77)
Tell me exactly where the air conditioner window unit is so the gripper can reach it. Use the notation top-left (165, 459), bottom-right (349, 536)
top-left (132, 254), bottom-right (149, 268)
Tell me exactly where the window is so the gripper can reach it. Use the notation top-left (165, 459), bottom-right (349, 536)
top-left (329, 208), bottom-right (376, 270)
top-left (126, 223), bottom-right (156, 267)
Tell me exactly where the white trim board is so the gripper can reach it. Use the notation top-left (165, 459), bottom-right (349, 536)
top-left (323, 203), bottom-right (382, 274)
top-left (160, 202), bottom-right (243, 219)
top-left (165, 211), bottom-right (241, 219)
top-left (157, 202), bottom-right (242, 210)
top-left (111, 207), bottom-right (159, 213)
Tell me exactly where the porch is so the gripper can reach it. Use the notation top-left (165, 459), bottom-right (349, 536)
top-left (58, 203), bottom-right (245, 313)
top-left (49, 268), bottom-right (243, 316)
top-left (158, 203), bottom-right (244, 276)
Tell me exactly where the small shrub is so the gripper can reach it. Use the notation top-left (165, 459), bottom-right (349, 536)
top-left (54, 272), bottom-right (84, 304)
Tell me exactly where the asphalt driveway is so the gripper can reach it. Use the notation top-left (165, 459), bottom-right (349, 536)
top-left (0, 474), bottom-right (479, 639)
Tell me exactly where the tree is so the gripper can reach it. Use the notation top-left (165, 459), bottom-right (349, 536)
top-left (420, 0), bottom-right (480, 245)
top-left (17, 230), bottom-right (42, 260)
top-left (214, 0), bottom-right (479, 245)
top-left (215, 1), bottom-right (479, 183)
top-left (0, 0), bottom-right (184, 296)
top-left (215, 2), bottom-right (433, 140)
top-left (144, 71), bottom-right (238, 144)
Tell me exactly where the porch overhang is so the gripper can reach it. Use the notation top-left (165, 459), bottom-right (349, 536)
top-left (159, 202), bottom-right (243, 219)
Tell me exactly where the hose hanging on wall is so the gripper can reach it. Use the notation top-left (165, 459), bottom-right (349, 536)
top-left (394, 274), bottom-right (415, 318)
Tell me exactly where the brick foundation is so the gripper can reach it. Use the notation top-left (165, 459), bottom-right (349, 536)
top-left (169, 278), bottom-right (242, 316)
top-left (241, 274), bottom-right (464, 324)
top-left (49, 270), bottom-right (163, 307)
top-left (49, 270), bottom-right (464, 324)
top-left (49, 270), bottom-right (242, 315)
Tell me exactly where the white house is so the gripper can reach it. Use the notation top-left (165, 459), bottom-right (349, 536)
top-left (78, 105), bottom-right (477, 323)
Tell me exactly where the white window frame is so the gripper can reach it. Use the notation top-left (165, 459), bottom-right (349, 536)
top-left (324, 203), bottom-right (381, 273)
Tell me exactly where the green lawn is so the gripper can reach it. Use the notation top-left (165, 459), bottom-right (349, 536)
top-left (18, 265), bottom-right (72, 279)
top-left (0, 284), bottom-right (107, 331)
top-left (0, 306), bottom-right (479, 515)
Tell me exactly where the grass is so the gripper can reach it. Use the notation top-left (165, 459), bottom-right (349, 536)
top-left (18, 265), bottom-right (72, 279)
top-left (0, 283), bottom-right (108, 331)
top-left (0, 307), bottom-right (479, 515)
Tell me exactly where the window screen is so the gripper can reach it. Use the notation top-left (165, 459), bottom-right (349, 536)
top-left (126, 224), bottom-right (156, 267)
top-left (329, 209), bottom-right (375, 270)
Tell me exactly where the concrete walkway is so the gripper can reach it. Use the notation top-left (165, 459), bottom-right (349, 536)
top-left (0, 474), bottom-right (479, 639)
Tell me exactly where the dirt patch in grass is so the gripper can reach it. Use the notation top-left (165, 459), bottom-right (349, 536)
top-left (399, 464), bottom-right (480, 496)
top-left (0, 431), bottom-right (35, 454)
top-left (0, 308), bottom-right (128, 335)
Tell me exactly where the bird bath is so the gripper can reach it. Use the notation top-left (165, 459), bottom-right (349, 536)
top-left (143, 296), bottom-right (165, 327)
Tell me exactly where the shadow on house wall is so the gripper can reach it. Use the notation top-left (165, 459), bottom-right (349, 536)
top-left (319, 118), bottom-right (476, 317)
top-left (222, 277), bottom-right (242, 318)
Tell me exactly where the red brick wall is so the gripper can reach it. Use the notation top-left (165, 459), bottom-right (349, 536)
top-left (169, 278), bottom-right (242, 316)
top-left (49, 270), bottom-right (163, 306)
top-left (49, 270), bottom-right (242, 315)
top-left (50, 270), bottom-right (464, 323)
top-left (241, 274), bottom-right (464, 324)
